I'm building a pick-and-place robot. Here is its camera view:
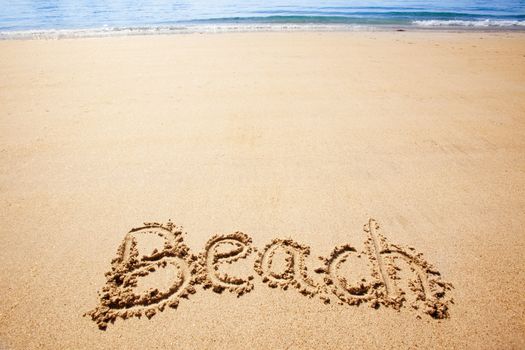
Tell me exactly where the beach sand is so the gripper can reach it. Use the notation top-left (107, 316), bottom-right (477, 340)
top-left (0, 31), bottom-right (524, 349)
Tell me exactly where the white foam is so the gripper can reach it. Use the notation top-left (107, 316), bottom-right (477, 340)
top-left (2, 20), bottom-right (524, 40)
top-left (413, 19), bottom-right (525, 27)
top-left (0, 24), bottom-right (376, 40)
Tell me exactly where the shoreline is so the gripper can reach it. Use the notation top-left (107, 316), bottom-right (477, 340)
top-left (2, 23), bottom-right (525, 40)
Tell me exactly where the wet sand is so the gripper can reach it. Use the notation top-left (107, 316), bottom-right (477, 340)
top-left (0, 31), bottom-right (524, 349)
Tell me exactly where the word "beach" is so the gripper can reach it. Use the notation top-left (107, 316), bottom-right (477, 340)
top-left (86, 219), bottom-right (453, 329)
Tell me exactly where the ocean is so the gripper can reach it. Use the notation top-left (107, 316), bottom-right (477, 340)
top-left (1, 0), bottom-right (524, 38)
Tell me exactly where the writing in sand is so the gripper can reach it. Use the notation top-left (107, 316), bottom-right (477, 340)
top-left (86, 219), bottom-right (453, 329)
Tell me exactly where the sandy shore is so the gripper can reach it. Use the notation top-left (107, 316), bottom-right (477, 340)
top-left (0, 31), bottom-right (524, 349)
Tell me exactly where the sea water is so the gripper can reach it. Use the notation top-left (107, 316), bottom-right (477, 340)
top-left (1, 0), bottom-right (524, 38)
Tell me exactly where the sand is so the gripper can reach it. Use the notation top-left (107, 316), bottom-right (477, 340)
top-left (0, 31), bottom-right (524, 349)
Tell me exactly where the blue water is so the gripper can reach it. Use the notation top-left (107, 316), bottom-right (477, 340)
top-left (1, 0), bottom-right (524, 36)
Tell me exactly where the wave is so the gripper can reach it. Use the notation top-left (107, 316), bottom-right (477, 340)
top-left (413, 19), bottom-right (525, 27)
top-left (185, 14), bottom-right (525, 25)
top-left (0, 24), bottom-right (371, 39)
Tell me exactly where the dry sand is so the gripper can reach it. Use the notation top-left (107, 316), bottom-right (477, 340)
top-left (0, 31), bottom-right (524, 349)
